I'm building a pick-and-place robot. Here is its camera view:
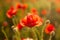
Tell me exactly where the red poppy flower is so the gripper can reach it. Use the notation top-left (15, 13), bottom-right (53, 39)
top-left (16, 3), bottom-right (28, 10)
top-left (16, 3), bottom-right (23, 9)
top-left (31, 8), bottom-right (38, 14)
top-left (20, 13), bottom-right (43, 28)
top-left (22, 4), bottom-right (28, 10)
top-left (45, 24), bottom-right (55, 34)
top-left (6, 6), bottom-right (17, 18)
top-left (41, 9), bottom-right (47, 15)
top-left (56, 8), bottom-right (60, 14)
top-left (17, 23), bottom-right (23, 30)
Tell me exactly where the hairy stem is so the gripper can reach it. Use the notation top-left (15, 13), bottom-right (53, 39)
top-left (2, 27), bottom-right (8, 40)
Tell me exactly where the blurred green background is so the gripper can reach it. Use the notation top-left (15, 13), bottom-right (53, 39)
top-left (0, 0), bottom-right (60, 40)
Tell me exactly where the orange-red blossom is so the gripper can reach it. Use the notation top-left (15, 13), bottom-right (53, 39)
top-left (45, 24), bottom-right (55, 34)
top-left (20, 13), bottom-right (43, 28)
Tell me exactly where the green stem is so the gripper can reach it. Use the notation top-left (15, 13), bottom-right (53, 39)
top-left (12, 17), bottom-right (16, 26)
top-left (12, 16), bottom-right (21, 40)
top-left (33, 27), bottom-right (41, 40)
top-left (49, 31), bottom-right (54, 40)
top-left (41, 23), bottom-right (46, 40)
top-left (17, 30), bottom-right (21, 40)
top-left (12, 16), bottom-right (18, 26)
top-left (2, 27), bottom-right (8, 40)
top-left (41, 19), bottom-right (49, 40)
top-left (14, 30), bottom-right (21, 40)
top-left (31, 28), bottom-right (38, 40)
top-left (49, 34), bottom-right (52, 40)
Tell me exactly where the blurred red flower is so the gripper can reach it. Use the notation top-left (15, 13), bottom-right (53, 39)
top-left (20, 13), bottom-right (43, 28)
top-left (56, 8), bottom-right (60, 14)
top-left (22, 4), bottom-right (28, 10)
top-left (6, 6), bottom-right (17, 18)
top-left (41, 9), bottom-right (47, 15)
top-left (16, 3), bottom-right (28, 10)
top-left (17, 23), bottom-right (23, 30)
top-left (31, 8), bottom-right (38, 14)
top-left (45, 24), bottom-right (55, 34)
top-left (16, 3), bottom-right (23, 9)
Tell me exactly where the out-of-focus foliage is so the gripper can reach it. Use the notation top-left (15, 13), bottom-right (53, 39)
top-left (0, 0), bottom-right (60, 40)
